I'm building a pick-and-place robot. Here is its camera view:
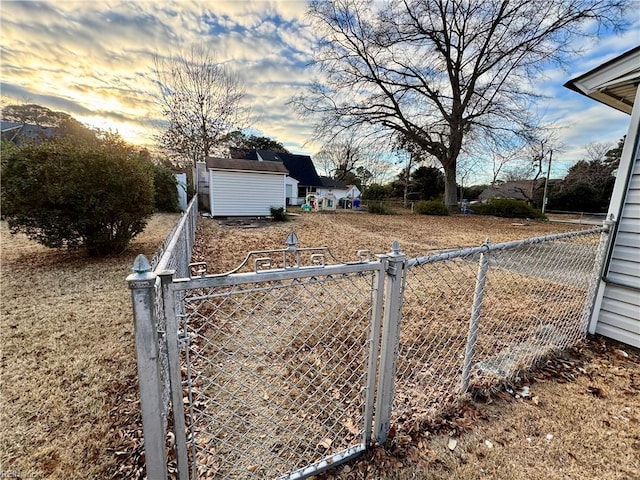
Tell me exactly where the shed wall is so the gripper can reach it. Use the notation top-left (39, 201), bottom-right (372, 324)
top-left (209, 170), bottom-right (285, 216)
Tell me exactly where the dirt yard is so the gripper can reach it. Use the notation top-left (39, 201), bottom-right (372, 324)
top-left (1, 210), bottom-right (637, 479)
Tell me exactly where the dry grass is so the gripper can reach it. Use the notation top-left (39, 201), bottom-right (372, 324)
top-left (0, 213), bottom-right (179, 478)
top-left (1, 210), bottom-right (636, 480)
top-left (193, 212), bottom-right (639, 480)
top-left (196, 212), bottom-right (583, 272)
top-left (343, 339), bottom-right (640, 480)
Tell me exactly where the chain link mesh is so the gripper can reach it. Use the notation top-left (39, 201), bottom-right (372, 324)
top-left (179, 269), bottom-right (380, 479)
top-left (396, 252), bottom-right (479, 428)
top-left (148, 197), bottom-right (198, 428)
top-left (394, 227), bottom-right (608, 432)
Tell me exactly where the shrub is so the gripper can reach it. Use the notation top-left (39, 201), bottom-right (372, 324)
top-left (366, 200), bottom-right (394, 215)
top-left (153, 163), bottom-right (180, 212)
top-left (362, 183), bottom-right (392, 200)
top-left (1, 133), bottom-right (155, 256)
top-left (472, 199), bottom-right (546, 219)
top-left (414, 200), bottom-right (449, 216)
top-left (270, 206), bottom-right (288, 221)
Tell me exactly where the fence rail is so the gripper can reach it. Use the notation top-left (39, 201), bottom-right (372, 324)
top-left (127, 196), bottom-right (198, 480)
top-left (128, 218), bottom-right (611, 479)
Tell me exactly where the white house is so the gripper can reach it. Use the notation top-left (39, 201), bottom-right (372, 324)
top-left (565, 46), bottom-right (640, 348)
top-left (317, 176), bottom-right (362, 201)
top-left (285, 176), bottom-right (299, 207)
top-left (202, 157), bottom-right (289, 217)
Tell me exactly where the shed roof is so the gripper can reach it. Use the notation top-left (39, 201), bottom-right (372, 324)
top-left (206, 157), bottom-right (288, 174)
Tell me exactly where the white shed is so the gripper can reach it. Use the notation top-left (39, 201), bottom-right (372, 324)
top-left (205, 157), bottom-right (289, 217)
top-left (565, 46), bottom-right (640, 348)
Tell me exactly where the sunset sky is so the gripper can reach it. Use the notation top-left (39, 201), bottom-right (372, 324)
top-left (1, 0), bottom-right (639, 181)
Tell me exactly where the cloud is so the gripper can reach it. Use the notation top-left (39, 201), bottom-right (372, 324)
top-left (1, 0), bottom-right (636, 163)
top-left (1, 0), bottom-right (321, 147)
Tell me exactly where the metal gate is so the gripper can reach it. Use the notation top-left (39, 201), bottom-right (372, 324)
top-left (162, 234), bottom-right (385, 479)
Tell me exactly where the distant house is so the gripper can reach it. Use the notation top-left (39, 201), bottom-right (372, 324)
top-left (198, 157), bottom-right (289, 217)
top-left (478, 179), bottom-right (553, 204)
top-left (1, 121), bottom-right (61, 146)
top-left (230, 148), bottom-right (323, 205)
top-left (478, 181), bottom-right (531, 202)
top-left (317, 177), bottom-right (362, 201)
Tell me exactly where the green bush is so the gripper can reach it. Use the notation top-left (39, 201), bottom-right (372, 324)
top-left (472, 199), bottom-right (546, 219)
top-left (270, 206), bottom-right (288, 221)
top-left (366, 200), bottom-right (394, 215)
top-left (153, 163), bottom-right (180, 212)
top-left (414, 200), bottom-right (449, 216)
top-left (1, 133), bottom-right (155, 256)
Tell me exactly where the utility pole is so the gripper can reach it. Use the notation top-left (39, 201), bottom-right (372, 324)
top-left (541, 149), bottom-right (553, 214)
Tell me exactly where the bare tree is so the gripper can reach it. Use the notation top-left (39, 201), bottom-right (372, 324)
top-left (153, 46), bottom-right (248, 167)
top-left (315, 130), bottom-right (395, 188)
top-left (584, 141), bottom-right (615, 164)
top-left (294, 0), bottom-right (628, 211)
top-left (456, 155), bottom-right (481, 201)
top-left (315, 131), bottom-right (365, 180)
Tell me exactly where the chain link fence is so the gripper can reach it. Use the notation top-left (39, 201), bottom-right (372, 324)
top-left (393, 226), bottom-right (609, 435)
top-left (129, 221), bottom-right (610, 479)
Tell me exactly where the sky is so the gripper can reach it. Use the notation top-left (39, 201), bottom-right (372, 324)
top-left (1, 0), bottom-right (639, 183)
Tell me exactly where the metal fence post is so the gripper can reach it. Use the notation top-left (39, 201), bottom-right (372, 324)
top-left (126, 254), bottom-right (168, 480)
top-left (586, 217), bottom-right (616, 334)
top-left (158, 271), bottom-right (190, 480)
top-left (461, 239), bottom-right (491, 393)
top-left (374, 241), bottom-right (406, 444)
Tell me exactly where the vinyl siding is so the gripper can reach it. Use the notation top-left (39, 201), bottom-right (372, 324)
top-left (209, 170), bottom-right (285, 216)
top-left (596, 136), bottom-right (640, 348)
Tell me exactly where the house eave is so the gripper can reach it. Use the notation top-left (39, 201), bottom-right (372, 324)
top-left (564, 46), bottom-right (640, 115)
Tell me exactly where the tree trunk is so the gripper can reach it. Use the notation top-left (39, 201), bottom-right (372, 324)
top-left (443, 163), bottom-right (458, 213)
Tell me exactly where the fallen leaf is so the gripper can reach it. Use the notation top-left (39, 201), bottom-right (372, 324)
top-left (318, 437), bottom-right (333, 450)
top-left (247, 464), bottom-right (258, 472)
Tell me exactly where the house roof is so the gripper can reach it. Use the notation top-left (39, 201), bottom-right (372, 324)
top-left (206, 156), bottom-right (289, 174)
top-left (478, 180), bottom-right (543, 201)
top-left (319, 176), bottom-right (348, 189)
top-left (1, 121), bottom-right (62, 145)
top-left (564, 46), bottom-right (640, 115)
top-left (230, 147), bottom-right (323, 187)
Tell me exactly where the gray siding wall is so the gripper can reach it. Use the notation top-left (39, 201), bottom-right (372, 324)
top-left (597, 145), bottom-right (640, 347)
top-left (210, 170), bottom-right (285, 216)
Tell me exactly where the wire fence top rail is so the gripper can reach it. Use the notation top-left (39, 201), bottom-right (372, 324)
top-left (155, 195), bottom-right (198, 273)
top-left (406, 223), bottom-right (609, 268)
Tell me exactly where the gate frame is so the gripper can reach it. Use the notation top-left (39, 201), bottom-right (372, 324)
top-left (165, 254), bottom-right (387, 479)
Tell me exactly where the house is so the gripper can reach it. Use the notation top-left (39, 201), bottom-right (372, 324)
top-left (230, 148), bottom-right (323, 205)
top-left (564, 46), bottom-right (640, 348)
top-left (198, 157), bottom-right (289, 217)
top-left (1, 121), bottom-right (61, 146)
top-left (317, 176), bottom-right (362, 202)
top-left (478, 179), bottom-right (549, 204)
